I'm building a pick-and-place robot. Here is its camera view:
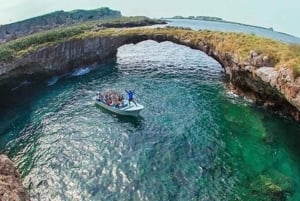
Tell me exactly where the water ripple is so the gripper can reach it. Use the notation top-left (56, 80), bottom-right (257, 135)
top-left (1, 40), bottom-right (299, 201)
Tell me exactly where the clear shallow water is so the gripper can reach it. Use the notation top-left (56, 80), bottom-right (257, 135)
top-left (0, 41), bottom-right (300, 200)
top-left (163, 19), bottom-right (300, 44)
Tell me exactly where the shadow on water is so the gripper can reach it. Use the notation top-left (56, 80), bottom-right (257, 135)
top-left (0, 83), bottom-right (44, 154)
top-left (116, 114), bottom-right (145, 128)
top-left (218, 100), bottom-right (300, 200)
top-left (260, 109), bottom-right (300, 158)
top-left (252, 110), bottom-right (300, 201)
top-left (0, 60), bottom-right (120, 154)
top-left (0, 59), bottom-right (119, 114)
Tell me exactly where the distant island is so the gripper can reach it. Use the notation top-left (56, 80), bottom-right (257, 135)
top-left (171, 15), bottom-right (223, 21)
top-left (167, 15), bottom-right (275, 32)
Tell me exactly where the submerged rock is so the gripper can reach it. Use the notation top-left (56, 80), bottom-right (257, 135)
top-left (250, 172), bottom-right (293, 201)
top-left (0, 154), bottom-right (30, 201)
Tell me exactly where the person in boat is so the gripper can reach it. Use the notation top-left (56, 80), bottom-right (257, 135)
top-left (96, 92), bottom-right (104, 101)
top-left (108, 93), bottom-right (122, 108)
top-left (125, 89), bottom-right (137, 106)
top-left (111, 93), bottom-right (119, 107)
top-left (106, 97), bottom-right (112, 106)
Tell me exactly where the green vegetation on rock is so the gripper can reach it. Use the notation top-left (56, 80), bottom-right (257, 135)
top-left (0, 47), bottom-right (13, 62)
top-left (249, 173), bottom-right (293, 201)
top-left (1, 21), bottom-right (300, 77)
top-left (0, 16), bottom-right (164, 60)
top-left (0, 7), bottom-right (122, 43)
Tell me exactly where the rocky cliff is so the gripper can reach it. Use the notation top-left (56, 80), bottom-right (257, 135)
top-left (0, 154), bottom-right (30, 201)
top-left (1, 27), bottom-right (300, 198)
top-left (0, 7), bottom-right (121, 44)
top-left (0, 27), bottom-right (300, 122)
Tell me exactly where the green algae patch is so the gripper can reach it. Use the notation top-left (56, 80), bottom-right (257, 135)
top-left (250, 174), bottom-right (293, 201)
top-left (0, 47), bottom-right (14, 62)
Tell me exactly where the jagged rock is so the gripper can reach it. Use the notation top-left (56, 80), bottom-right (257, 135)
top-left (255, 67), bottom-right (279, 87)
top-left (255, 67), bottom-right (300, 112)
top-left (262, 55), bottom-right (271, 66)
top-left (0, 154), bottom-right (30, 201)
top-left (250, 50), bottom-right (259, 57)
top-left (247, 50), bottom-right (275, 67)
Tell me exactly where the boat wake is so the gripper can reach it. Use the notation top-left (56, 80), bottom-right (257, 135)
top-left (47, 76), bottom-right (59, 86)
top-left (11, 80), bottom-right (31, 91)
top-left (46, 66), bottom-right (95, 86)
top-left (71, 67), bottom-right (93, 77)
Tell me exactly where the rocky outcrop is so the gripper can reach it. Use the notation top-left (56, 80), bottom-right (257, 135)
top-left (0, 7), bottom-right (121, 43)
top-left (0, 36), bottom-right (128, 89)
top-left (0, 28), bottom-right (300, 121)
top-left (250, 174), bottom-right (293, 200)
top-left (96, 18), bottom-right (166, 28)
top-left (221, 51), bottom-right (300, 121)
top-left (0, 154), bottom-right (30, 201)
top-left (225, 64), bottom-right (300, 121)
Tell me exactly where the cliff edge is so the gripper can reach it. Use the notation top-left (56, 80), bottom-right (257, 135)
top-left (0, 7), bottom-right (121, 44)
top-left (0, 154), bottom-right (30, 201)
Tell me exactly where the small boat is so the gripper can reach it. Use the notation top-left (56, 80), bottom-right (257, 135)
top-left (95, 98), bottom-right (144, 116)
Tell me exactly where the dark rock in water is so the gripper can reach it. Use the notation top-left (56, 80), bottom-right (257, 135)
top-left (250, 172), bottom-right (294, 201)
top-left (0, 154), bottom-right (30, 200)
top-left (0, 7), bottom-right (121, 43)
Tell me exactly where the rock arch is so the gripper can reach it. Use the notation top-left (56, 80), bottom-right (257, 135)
top-left (0, 29), bottom-right (299, 121)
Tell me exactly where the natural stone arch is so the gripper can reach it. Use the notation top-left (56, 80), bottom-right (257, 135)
top-left (0, 28), bottom-right (299, 121)
top-left (0, 33), bottom-right (229, 87)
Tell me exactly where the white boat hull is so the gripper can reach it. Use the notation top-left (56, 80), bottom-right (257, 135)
top-left (95, 99), bottom-right (144, 116)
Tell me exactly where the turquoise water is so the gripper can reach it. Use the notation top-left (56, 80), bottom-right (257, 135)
top-left (1, 41), bottom-right (300, 200)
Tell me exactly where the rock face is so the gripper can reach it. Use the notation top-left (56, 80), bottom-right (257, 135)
top-left (221, 52), bottom-right (300, 121)
top-left (0, 36), bottom-right (127, 89)
top-left (0, 29), bottom-right (300, 122)
top-left (0, 7), bottom-right (121, 43)
top-left (0, 154), bottom-right (30, 201)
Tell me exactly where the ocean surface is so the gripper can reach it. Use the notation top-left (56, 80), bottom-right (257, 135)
top-left (164, 19), bottom-right (300, 44)
top-left (0, 21), bottom-right (300, 201)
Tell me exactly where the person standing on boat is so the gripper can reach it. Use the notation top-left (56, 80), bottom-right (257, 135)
top-left (96, 92), bottom-right (103, 102)
top-left (125, 89), bottom-right (137, 106)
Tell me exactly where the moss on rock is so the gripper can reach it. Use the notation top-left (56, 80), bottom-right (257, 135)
top-left (250, 172), bottom-right (293, 201)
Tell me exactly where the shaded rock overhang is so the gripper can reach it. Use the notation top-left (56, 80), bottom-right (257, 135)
top-left (0, 28), bottom-right (300, 121)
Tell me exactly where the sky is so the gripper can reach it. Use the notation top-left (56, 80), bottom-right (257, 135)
top-left (0, 0), bottom-right (299, 37)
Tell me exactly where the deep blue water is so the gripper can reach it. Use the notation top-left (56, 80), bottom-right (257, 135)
top-left (0, 21), bottom-right (300, 201)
